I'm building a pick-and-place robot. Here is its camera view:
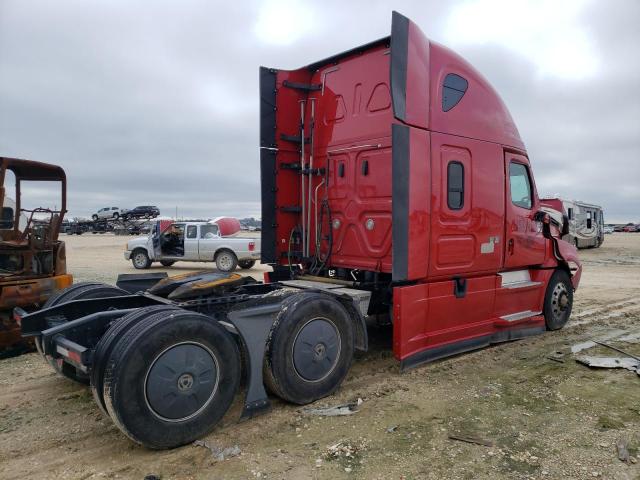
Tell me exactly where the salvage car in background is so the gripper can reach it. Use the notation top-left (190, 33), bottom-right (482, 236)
top-left (122, 205), bottom-right (160, 220)
top-left (124, 218), bottom-right (260, 271)
top-left (91, 207), bottom-right (122, 221)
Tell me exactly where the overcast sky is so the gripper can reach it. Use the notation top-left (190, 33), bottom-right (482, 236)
top-left (1, 0), bottom-right (638, 222)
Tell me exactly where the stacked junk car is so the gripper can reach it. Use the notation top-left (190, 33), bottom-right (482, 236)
top-left (16, 12), bottom-right (582, 449)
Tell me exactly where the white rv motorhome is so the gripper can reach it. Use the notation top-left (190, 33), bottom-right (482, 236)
top-left (543, 198), bottom-right (605, 248)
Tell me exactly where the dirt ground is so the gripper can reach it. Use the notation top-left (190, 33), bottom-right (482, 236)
top-left (1, 233), bottom-right (639, 480)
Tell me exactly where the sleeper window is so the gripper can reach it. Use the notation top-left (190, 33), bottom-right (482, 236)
top-left (509, 162), bottom-right (533, 209)
top-left (447, 161), bottom-right (464, 210)
top-left (442, 74), bottom-right (468, 112)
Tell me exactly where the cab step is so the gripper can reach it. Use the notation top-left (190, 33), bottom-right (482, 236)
top-left (495, 310), bottom-right (543, 327)
top-left (499, 270), bottom-right (542, 290)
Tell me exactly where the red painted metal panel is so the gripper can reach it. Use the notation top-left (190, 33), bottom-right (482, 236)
top-left (429, 133), bottom-right (505, 279)
top-left (406, 128), bottom-right (430, 280)
top-left (404, 19), bottom-right (430, 129)
top-left (429, 42), bottom-right (524, 150)
top-left (393, 275), bottom-right (497, 361)
top-left (393, 283), bottom-right (429, 361)
top-left (503, 152), bottom-right (546, 268)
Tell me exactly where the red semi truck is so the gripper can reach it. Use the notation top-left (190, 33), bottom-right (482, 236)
top-left (18, 12), bottom-right (581, 449)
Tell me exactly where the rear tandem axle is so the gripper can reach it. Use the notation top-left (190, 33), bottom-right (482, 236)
top-left (17, 271), bottom-right (370, 449)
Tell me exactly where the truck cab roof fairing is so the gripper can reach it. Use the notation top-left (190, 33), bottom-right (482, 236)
top-left (390, 11), bottom-right (523, 149)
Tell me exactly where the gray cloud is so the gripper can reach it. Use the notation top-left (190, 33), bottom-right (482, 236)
top-left (0, 0), bottom-right (638, 222)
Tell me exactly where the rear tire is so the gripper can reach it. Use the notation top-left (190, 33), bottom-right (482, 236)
top-left (102, 311), bottom-right (241, 449)
top-left (238, 259), bottom-right (256, 270)
top-left (263, 293), bottom-right (354, 405)
top-left (544, 270), bottom-right (573, 330)
top-left (215, 250), bottom-right (238, 272)
top-left (40, 283), bottom-right (128, 384)
top-left (160, 260), bottom-right (175, 267)
top-left (132, 249), bottom-right (152, 269)
top-left (90, 305), bottom-right (181, 416)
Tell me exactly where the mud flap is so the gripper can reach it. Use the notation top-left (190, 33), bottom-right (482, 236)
top-left (116, 273), bottom-right (168, 294)
top-left (227, 302), bottom-right (283, 419)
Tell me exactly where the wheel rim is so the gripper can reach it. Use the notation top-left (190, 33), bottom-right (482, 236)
top-left (292, 317), bottom-right (341, 382)
top-left (133, 252), bottom-right (147, 268)
top-left (144, 342), bottom-right (219, 422)
top-left (551, 282), bottom-right (570, 322)
top-left (218, 253), bottom-right (233, 270)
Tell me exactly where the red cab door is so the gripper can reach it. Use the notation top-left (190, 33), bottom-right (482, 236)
top-left (503, 152), bottom-right (546, 269)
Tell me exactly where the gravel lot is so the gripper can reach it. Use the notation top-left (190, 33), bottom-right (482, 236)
top-left (0, 233), bottom-right (639, 480)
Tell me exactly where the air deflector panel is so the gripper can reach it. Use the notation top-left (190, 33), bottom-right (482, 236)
top-left (390, 11), bottom-right (430, 129)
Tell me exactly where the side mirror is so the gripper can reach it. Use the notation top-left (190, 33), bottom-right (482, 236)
top-left (561, 215), bottom-right (570, 236)
top-left (533, 210), bottom-right (549, 223)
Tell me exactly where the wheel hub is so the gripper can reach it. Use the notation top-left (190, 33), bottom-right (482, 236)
top-left (293, 318), bottom-right (341, 382)
top-left (145, 342), bottom-right (219, 422)
top-left (177, 373), bottom-right (194, 391)
top-left (559, 292), bottom-right (569, 309)
top-left (551, 283), bottom-right (570, 318)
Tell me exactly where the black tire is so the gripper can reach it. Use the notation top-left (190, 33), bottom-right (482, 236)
top-left (543, 269), bottom-right (574, 331)
top-left (160, 260), bottom-right (175, 267)
top-left (132, 249), bottom-right (152, 269)
top-left (91, 305), bottom-right (181, 417)
top-left (238, 259), bottom-right (256, 270)
top-left (102, 310), bottom-right (241, 449)
top-left (40, 282), bottom-right (128, 384)
top-left (263, 293), bottom-right (354, 405)
top-left (215, 250), bottom-right (238, 272)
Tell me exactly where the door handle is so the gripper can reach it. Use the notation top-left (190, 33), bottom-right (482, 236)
top-left (508, 238), bottom-right (514, 255)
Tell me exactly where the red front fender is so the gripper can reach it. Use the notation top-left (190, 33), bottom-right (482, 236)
top-left (556, 239), bottom-right (582, 289)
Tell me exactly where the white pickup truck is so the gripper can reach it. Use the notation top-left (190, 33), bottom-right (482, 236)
top-left (124, 221), bottom-right (261, 272)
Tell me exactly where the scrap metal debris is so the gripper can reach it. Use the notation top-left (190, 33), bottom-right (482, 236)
top-left (575, 356), bottom-right (640, 375)
top-left (448, 434), bottom-right (494, 447)
top-left (571, 328), bottom-right (640, 354)
top-left (594, 341), bottom-right (640, 361)
top-left (303, 398), bottom-right (363, 417)
top-left (193, 440), bottom-right (241, 461)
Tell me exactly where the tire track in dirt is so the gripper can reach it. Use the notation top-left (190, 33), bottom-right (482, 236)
top-left (569, 296), bottom-right (640, 328)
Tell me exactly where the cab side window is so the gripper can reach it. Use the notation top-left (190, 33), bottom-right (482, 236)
top-left (509, 162), bottom-right (533, 209)
top-left (200, 224), bottom-right (219, 239)
top-left (186, 225), bottom-right (197, 239)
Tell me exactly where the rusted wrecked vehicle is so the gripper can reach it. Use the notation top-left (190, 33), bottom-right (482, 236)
top-left (0, 157), bottom-right (72, 357)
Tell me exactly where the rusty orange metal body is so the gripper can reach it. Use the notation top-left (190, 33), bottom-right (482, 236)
top-left (0, 157), bottom-right (71, 356)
